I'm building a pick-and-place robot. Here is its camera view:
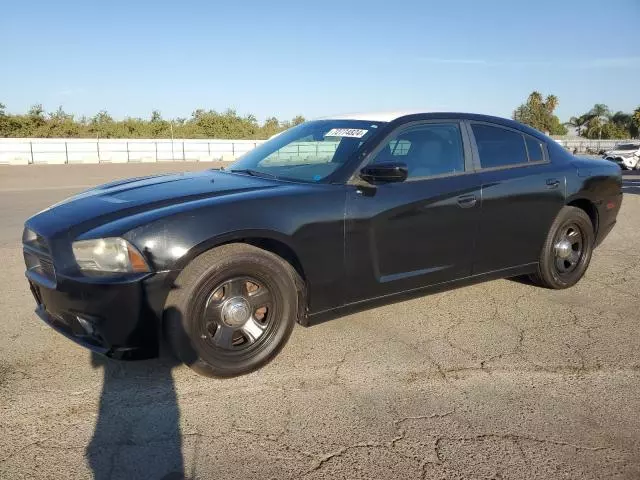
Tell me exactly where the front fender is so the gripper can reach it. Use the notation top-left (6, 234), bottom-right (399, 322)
top-left (121, 184), bottom-right (347, 314)
top-left (123, 210), bottom-right (300, 273)
top-left (170, 228), bottom-right (301, 272)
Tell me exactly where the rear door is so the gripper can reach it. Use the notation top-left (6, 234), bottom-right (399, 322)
top-left (468, 122), bottom-right (566, 273)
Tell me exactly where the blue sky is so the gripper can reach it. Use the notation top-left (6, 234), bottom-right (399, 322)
top-left (1, 0), bottom-right (638, 123)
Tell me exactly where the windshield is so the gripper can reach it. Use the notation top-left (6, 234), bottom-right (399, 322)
top-left (615, 144), bottom-right (639, 150)
top-left (228, 120), bottom-right (384, 182)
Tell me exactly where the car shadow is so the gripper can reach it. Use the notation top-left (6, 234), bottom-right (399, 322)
top-left (507, 275), bottom-right (536, 286)
top-left (86, 345), bottom-right (185, 480)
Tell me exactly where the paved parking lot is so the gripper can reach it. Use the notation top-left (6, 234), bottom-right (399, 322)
top-left (1, 164), bottom-right (639, 480)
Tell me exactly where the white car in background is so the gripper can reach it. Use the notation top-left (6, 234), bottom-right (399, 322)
top-left (603, 142), bottom-right (640, 170)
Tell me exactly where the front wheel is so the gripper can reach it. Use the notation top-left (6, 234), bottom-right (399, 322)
top-left (164, 243), bottom-right (300, 377)
top-left (530, 206), bottom-right (594, 289)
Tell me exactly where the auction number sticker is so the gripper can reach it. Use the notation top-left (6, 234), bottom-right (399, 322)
top-left (324, 128), bottom-right (368, 138)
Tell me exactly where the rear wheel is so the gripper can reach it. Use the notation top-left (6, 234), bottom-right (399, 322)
top-left (164, 243), bottom-right (300, 377)
top-left (530, 206), bottom-right (594, 289)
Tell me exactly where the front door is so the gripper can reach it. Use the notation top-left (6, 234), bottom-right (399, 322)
top-left (344, 121), bottom-right (482, 304)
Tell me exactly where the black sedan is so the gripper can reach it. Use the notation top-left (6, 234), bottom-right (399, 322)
top-left (23, 112), bottom-right (622, 377)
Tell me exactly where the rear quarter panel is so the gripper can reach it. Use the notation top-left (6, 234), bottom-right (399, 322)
top-left (566, 156), bottom-right (623, 244)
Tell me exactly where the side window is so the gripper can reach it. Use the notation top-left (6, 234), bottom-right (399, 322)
top-left (371, 123), bottom-right (465, 178)
top-left (525, 135), bottom-right (545, 162)
top-left (471, 124), bottom-right (528, 169)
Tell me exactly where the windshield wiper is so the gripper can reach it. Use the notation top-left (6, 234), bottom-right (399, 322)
top-left (228, 169), bottom-right (279, 179)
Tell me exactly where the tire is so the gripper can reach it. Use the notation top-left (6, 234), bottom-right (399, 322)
top-left (529, 206), bottom-right (594, 289)
top-left (164, 243), bottom-right (300, 377)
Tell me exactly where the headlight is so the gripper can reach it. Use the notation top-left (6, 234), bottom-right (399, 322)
top-left (72, 238), bottom-right (150, 273)
top-left (22, 228), bottom-right (38, 243)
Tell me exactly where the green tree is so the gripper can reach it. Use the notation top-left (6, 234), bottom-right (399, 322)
top-left (89, 110), bottom-right (115, 138)
top-left (633, 107), bottom-right (640, 123)
top-left (27, 104), bottom-right (46, 131)
top-left (563, 115), bottom-right (589, 136)
top-left (513, 92), bottom-right (567, 135)
top-left (585, 104), bottom-right (611, 139)
top-left (261, 117), bottom-right (281, 138)
top-left (149, 110), bottom-right (170, 138)
top-left (40, 106), bottom-right (81, 137)
top-left (610, 111), bottom-right (637, 138)
top-left (291, 115), bottom-right (305, 126)
top-left (0, 104), bottom-right (306, 139)
top-left (633, 107), bottom-right (640, 137)
top-left (0, 102), bottom-right (9, 137)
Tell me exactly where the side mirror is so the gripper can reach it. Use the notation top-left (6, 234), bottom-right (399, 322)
top-left (359, 162), bottom-right (408, 183)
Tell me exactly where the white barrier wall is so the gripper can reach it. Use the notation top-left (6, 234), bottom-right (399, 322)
top-left (4, 137), bottom-right (633, 165)
top-left (0, 138), bottom-right (266, 165)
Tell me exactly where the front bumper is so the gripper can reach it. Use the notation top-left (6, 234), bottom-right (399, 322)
top-left (27, 270), bottom-right (171, 360)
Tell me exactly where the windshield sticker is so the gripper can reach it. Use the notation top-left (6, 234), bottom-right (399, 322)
top-left (324, 128), bottom-right (368, 138)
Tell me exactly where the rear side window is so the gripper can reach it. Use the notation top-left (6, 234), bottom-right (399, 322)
top-left (472, 124), bottom-right (528, 169)
top-left (525, 135), bottom-right (545, 162)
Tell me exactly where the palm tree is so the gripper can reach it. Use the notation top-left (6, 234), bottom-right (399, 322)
top-left (587, 104), bottom-right (611, 139)
top-left (545, 95), bottom-right (558, 113)
top-left (528, 91), bottom-right (543, 105)
top-left (564, 115), bottom-right (588, 136)
top-left (585, 117), bottom-right (604, 139)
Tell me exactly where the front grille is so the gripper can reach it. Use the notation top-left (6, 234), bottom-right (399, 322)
top-left (24, 250), bottom-right (56, 282)
top-left (39, 257), bottom-right (56, 279)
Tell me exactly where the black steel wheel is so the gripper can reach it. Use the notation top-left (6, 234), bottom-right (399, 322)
top-left (530, 206), bottom-right (594, 289)
top-left (164, 243), bottom-right (301, 377)
top-left (199, 276), bottom-right (274, 351)
top-left (552, 223), bottom-right (585, 276)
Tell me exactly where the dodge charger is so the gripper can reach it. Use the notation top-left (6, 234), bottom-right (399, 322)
top-left (23, 112), bottom-right (622, 377)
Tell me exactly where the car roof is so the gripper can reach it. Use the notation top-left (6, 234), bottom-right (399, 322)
top-left (318, 111), bottom-right (425, 122)
top-left (318, 111), bottom-right (547, 139)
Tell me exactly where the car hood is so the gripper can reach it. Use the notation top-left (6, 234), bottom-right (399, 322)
top-left (26, 170), bottom-right (282, 238)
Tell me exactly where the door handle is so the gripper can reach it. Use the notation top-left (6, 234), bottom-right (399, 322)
top-left (546, 178), bottom-right (560, 189)
top-left (457, 194), bottom-right (477, 208)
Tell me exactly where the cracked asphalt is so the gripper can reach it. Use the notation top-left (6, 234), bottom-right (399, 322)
top-left (1, 164), bottom-right (639, 480)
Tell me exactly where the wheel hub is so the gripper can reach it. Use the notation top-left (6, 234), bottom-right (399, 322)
top-left (221, 297), bottom-right (251, 327)
top-left (554, 239), bottom-right (572, 259)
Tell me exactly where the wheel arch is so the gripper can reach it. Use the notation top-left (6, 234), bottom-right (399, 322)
top-left (566, 198), bottom-right (599, 235)
top-left (174, 229), bottom-right (307, 282)
top-left (159, 230), bottom-right (309, 327)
